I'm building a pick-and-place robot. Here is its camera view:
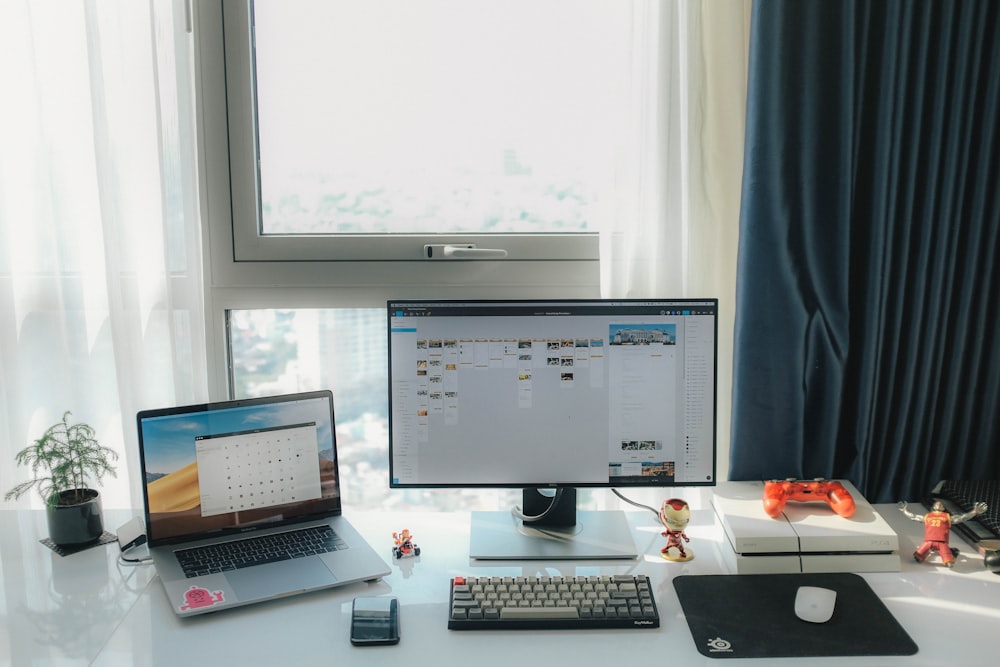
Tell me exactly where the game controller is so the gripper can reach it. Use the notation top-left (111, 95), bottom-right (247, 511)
top-left (762, 478), bottom-right (856, 518)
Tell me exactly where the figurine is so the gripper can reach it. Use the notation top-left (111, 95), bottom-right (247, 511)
top-left (659, 498), bottom-right (693, 562)
top-left (392, 528), bottom-right (420, 559)
top-left (762, 478), bottom-right (856, 518)
top-left (898, 500), bottom-right (988, 568)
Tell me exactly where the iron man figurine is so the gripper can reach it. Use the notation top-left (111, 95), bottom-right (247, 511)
top-left (659, 498), bottom-right (693, 562)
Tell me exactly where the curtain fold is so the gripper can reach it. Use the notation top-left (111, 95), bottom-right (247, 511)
top-left (731, 0), bottom-right (1000, 502)
top-left (0, 0), bottom-right (207, 510)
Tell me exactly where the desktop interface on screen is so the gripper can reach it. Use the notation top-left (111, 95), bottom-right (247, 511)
top-left (388, 299), bottom-right (716, 553)
top-left (389, 300), bottom-right (716, 488)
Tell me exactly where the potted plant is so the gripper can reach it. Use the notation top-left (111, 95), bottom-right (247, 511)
top-left (4, 411), bottom-right (118, 547)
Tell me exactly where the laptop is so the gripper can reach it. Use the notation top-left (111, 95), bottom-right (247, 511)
top-left (136, 390), bottom-right (391, 617)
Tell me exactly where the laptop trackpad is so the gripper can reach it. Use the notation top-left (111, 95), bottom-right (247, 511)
top-left (226, 557), bottom-right (338, 601)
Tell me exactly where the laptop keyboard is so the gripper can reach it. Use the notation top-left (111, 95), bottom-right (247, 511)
top-left (176, 525), bottom-right (347, 578)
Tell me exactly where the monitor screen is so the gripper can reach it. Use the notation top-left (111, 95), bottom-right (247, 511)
top-left (387, 298), bottom-right (717, 558)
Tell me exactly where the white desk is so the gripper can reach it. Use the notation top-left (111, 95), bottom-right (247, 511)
top-left (1, 504), bottom-right (996, 666)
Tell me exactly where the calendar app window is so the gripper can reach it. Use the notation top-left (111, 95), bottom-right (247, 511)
top-left (195, 423), bottom-right (324, 517)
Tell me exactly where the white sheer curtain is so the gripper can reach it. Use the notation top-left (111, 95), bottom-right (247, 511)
top-left (600, 0), bottom-right (750, 485)
top-left (0, 0), bottom-right (207, 510)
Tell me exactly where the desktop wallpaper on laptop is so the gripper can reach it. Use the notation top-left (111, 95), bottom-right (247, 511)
top-left (139, 399), bottom-right (340, 543)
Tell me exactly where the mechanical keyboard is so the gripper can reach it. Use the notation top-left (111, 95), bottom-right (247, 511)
top-left (448, 574), bottom-right (660, 630)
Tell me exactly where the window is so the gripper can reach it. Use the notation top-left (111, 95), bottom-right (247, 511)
top-left (193, 1), bottom-right (723, 512)
top-left (196, 0), bottom-right (643, 382)
top-left (218, 0), bottom-right (633, 262)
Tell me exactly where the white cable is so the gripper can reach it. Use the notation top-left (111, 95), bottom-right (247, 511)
top-left (511, 489), bottom-right (564, 523)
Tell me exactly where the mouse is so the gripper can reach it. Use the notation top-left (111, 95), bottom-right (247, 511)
top-left (794, 585), bottom-right (837, 623)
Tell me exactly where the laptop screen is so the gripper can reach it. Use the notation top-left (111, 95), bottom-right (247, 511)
top-left (137, 391), bottom-right (342, 546)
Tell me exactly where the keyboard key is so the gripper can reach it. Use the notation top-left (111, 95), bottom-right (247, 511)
top-left (500, 607), bottom-right (580, 620)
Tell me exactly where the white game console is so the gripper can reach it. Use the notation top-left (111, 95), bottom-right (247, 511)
top-left (712, 480), bottom-right (901, 574)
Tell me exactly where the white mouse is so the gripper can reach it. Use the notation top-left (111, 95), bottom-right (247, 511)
top-left (794, 585), bottom-right (837, 623)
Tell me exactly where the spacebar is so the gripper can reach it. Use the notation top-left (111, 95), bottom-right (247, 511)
top-left (500, 607), bottom-right (580, 620)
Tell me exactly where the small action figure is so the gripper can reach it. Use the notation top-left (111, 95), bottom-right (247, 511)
top-left (392, 528), bottom-right (420, 559)
top-left (898, 500), bottom-right (988, 568)
top-left (659, 498), bottom-right (693, 562)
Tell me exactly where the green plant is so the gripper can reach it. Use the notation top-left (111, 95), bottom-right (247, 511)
top-left (4, 412), bottom-right (118, 506)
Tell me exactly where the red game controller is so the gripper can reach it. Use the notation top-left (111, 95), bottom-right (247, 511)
top-left (762, 478), bottom-right (856, 518)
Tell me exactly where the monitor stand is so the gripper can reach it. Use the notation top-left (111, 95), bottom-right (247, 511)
top-left (469, 488), bottom-right (639, 560)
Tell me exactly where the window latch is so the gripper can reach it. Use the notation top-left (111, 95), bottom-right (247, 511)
top-left (424, 244), bottom-right (509, 259)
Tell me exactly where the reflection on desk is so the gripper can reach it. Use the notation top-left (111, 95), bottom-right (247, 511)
top-left (1, 504), bottom-right (996, 666)
top-left (0, 509), bottom-right (157, 665)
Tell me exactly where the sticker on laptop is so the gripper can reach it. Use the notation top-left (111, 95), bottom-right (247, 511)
top-left (179, 585), bottom-right (225, 612)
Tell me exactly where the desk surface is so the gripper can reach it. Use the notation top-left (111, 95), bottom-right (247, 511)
top-left (1, 503), bottom-right (996, 666)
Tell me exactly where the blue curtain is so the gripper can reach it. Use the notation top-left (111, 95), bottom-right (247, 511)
top-left (730, 0), bottom-right (1000, 503)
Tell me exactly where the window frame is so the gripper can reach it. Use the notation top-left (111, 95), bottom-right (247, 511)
top-left (194, 0), bottom-right (601, 397)
top-left (217, 0), bottom-right (601, 263)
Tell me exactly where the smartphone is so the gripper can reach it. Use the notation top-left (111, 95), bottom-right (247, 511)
top-left (350, 596), bottom-right (400, 646)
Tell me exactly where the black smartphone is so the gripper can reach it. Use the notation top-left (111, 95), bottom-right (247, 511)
top-left (350, 596), bottom-right (400, 646)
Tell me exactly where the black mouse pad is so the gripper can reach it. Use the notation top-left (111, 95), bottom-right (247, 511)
top-left (673, 572), bottom-right (918, 659)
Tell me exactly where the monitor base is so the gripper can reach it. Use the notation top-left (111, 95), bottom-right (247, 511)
top-left (469, 510), bottom-right (638, 560)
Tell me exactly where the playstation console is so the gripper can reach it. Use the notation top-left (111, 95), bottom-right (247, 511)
top-left (712, 480), bottom-right (900, 574)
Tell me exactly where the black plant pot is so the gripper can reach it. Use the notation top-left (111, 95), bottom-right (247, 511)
top-left (46, 488), bottom-right (104, 547)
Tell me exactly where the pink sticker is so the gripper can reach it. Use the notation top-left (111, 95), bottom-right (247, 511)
top-left (179, 585), bottom-right (225, 612)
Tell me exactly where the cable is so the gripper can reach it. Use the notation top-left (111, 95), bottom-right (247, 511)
top-left (118, 552), bottom-right (154, 566)
top-left (118, 539), bottom-right (154, 566)
top-left (612, 489), bottom-right (660, 520)
top-left (512, 488), bottom-right (662, 524)
top-left (511, 488), bottom-right (564, 523)
top-left (510, 488), bottom-right (669, 565)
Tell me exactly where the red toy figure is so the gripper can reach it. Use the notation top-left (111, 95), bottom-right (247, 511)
top-left (392, 528), bottom-right (421, 559)
top-left (659, 498), bottom-right (693, 562)
top-left (898, 500), bottom-right (988, 568)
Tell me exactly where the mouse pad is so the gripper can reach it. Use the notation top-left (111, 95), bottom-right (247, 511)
top-left (672, 573), bottom-right (918, 659)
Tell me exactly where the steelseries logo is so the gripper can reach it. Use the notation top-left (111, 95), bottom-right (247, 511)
top-left (707, 637), bottom-right (733, 653)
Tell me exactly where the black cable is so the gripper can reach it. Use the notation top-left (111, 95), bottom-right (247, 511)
top-left (118, 540), bottom-right (154, 566)
top-left (118, 553), bottom-right (153, 565)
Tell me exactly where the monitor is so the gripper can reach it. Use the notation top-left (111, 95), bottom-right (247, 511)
top-left (387, 298), bottom-right (717, 559)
